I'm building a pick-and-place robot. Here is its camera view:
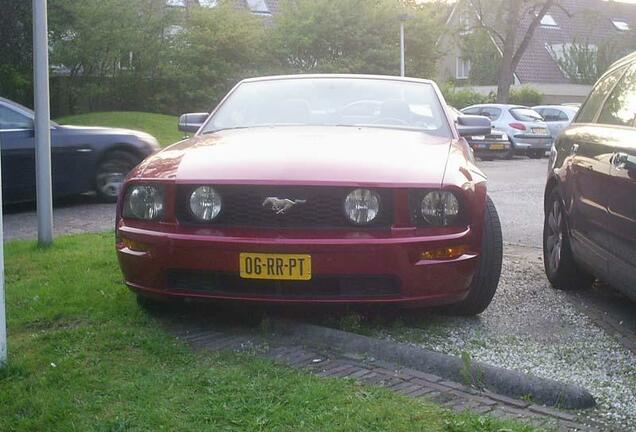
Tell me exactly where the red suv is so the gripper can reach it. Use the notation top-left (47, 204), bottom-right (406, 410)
top-left (543, 52), bottom-right (636, 301)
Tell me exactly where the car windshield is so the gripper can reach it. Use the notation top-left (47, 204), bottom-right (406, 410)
top-left (510, 107), bottom-right (543, 122)
top-left (201, 78), bottom-right (452, 138)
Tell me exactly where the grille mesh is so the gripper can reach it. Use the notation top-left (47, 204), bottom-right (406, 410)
top-left (177, 185), bottom-right (393, 228)
top-left (167, 270), bottom-right (400, 298)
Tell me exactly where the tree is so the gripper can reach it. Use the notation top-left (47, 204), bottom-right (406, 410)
top-left (550, 38), bottom-right (636, 85)
top-left (48, 0), bottom-right (178, 113)
top-left (470, 0), bottom-right (562, 102)
top-left (459, 28), bottom-right (500, 85)
top-left (0, 0), bottom-right (33, 106)
top-left (271, 0), bottom-right (440, 78)
top-left (164, 2), bottom-right (269, 113)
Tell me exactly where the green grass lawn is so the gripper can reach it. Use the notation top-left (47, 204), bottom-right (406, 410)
top-left (56, 112), bottom-right (182, 147)
top-left (0, 233), bottom-right (537, 431)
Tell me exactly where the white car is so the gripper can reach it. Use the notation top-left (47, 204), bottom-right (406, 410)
top-left (532, 105), bottom-right (579, 138)
top-left (461, 104), bottom-right (551, 159)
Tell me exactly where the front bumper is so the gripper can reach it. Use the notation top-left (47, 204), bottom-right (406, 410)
top-left (469, 140), bottom-right (511, 159)
top-left (116, 225), bottom-right (479, 307)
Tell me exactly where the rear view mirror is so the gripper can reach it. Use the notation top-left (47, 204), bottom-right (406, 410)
top-left (457, 115), bottom-right (492, 137)
top-left (178, 112), bottom-right (209, 133)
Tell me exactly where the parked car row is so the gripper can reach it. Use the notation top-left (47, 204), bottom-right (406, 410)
top-left (3, 52), bottom-right (634, 313)
top-left (447, 106), bottom-right (511, 161)
top-left (459, 103), bottom-right (578, 160)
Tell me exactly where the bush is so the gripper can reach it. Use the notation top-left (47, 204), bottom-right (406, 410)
top-left (508, 86), bottom-right (543, 106)
top-left (440, 84), bottom-right (544, 109)
top-left (440, 84), bottom-right (495, 109)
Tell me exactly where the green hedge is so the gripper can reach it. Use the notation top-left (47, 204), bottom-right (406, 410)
top-left (441, 84), bottom-right (543, 109)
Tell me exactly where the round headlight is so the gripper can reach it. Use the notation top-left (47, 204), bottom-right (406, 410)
top-left (420, 191), bottom-right (460, 226)
top-left (344, 189), bottom-right (380, 225)
top-left (189, 186), bottom-right (222, 221)
top-left (124, 185), bottom-right (164, 220)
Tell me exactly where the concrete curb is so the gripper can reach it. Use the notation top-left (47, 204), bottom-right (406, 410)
top-left (268, 319), bottom-right (596, 410)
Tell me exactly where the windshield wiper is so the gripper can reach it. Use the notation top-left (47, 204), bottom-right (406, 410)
top-left (201, 126), bottom-right (251, 135)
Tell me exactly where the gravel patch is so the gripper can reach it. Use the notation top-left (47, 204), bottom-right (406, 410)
top-left (372, 247), bottom-right (636, 430)
top-left (2, 197), bottom-right (115, 241)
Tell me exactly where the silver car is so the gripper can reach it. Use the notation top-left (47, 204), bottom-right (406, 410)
top-left (461, 104), bottom-right (552, 159)
top-left (532, 105), bottom-right (578, 138)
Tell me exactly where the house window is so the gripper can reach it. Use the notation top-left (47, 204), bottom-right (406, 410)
top-left (199, 0), bottom-right (217, 7)
top-left (612, 20), bottom-right (630, 31)
top-left (118, 51), bottom-right (134, 71)
top-left (458, 8), bottom-right (473, 34)
top-left (166, 0), bottom-right (186, 7)
top-left (456, 57), bottom-right (471, 80)
top-left (164, 25), bottom-right (184, 38)
top-left (540, 14), bottom-right (558, 27)
top-left (246, 0), bottom-right (270, 14)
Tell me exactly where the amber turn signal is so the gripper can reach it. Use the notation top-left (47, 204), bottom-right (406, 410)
top-left (122, 237), bottom-right (150, 252)
top-left (420, 245), bottom-right (469, 260)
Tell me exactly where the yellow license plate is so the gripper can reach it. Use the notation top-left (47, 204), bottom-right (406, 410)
top-left (490, 144), bottom-right (505, 150)
top-left (239, 253), bottom-right (312, 280)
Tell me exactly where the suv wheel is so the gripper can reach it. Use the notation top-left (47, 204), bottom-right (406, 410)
top-left (543, 189), bottom-right (594, 290)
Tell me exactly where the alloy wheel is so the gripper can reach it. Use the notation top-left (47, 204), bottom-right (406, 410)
top-left (96, 171), bottom-right (126, 198)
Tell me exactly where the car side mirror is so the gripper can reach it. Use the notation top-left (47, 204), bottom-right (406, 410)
top-left (178, 112), bottom-right (209, 134)
top-left (457, 115), bottom-right (491, 137)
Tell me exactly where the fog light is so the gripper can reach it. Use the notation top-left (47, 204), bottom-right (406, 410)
top-left (122, 237), bottom-right (150, 252)
top-left (420, 245), bottom-right (469, 260)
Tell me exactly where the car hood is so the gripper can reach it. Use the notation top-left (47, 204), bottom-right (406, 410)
top-left (137, 126), bottom-right (452, 187)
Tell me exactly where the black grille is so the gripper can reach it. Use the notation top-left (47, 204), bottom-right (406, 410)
top-left (167, 270), bottom-right (400, 298)
top-left (177, 185), bottom-right (393, 228)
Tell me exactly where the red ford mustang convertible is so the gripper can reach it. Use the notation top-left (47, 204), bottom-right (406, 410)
top-left (116, 75), bottom-right (502, 315)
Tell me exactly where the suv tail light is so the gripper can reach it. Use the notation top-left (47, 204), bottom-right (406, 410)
top-left (509, 122), bottom-right (527, 131)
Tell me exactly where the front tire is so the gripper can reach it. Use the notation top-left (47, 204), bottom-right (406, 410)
top-left (529, 150), bottom-right (544, 159)
top-left (445, 196), bottom-right (503, 316)
top-left (543, 189), bottom-right (594, 290)
top-left (95, 150), bottom-right (140, 202)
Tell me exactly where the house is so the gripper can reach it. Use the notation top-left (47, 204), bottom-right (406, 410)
top-left (437, 0), bottom-right (636, 103)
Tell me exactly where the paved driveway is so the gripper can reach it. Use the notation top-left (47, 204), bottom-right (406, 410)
top-left (2, 196), bottom-right (115, 242)
top-left (481, 158), bottom-right (546, 249)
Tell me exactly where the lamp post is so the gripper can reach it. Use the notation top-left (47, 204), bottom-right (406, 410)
top-left (0, 157), bottom-right (5, 366)
top-left (398, 13), bottom-right (412, 77)
top-left (33, 0), bottom-right (54, 246)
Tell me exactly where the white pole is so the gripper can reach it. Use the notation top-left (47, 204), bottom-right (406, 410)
top-left (400, 21), bottom-right (405, 77)
top-left (33, 0), bottom-right (54, 246)
top-left (0, 154), bottom-right (6, 366)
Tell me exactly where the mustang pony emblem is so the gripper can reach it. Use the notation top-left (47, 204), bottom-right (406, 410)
top-left (262, 197), bottom-right (307, 215)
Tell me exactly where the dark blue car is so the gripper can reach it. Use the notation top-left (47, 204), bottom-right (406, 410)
top-left (0, 97), bottom-right (160, 203)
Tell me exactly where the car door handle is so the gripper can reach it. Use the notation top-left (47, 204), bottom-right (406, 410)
top-left (613, 152), bottom-right (636, 170)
